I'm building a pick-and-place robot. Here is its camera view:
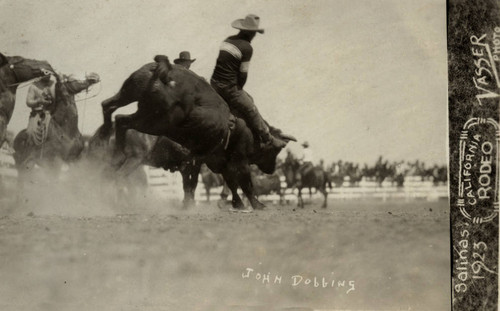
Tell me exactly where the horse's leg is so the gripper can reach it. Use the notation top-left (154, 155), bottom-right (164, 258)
top-left (115, 156), bottom-right (144, 205)
top-left (0, 113), bottom-right (7, 147)
top-left (278, 187), bottom-right (284, 206)
top-left (15, 156), bottom-right (36, 204)
top-left (320, 185), bottom-right (328, 208)
top-left (297, 187), bottom-right (304, 208)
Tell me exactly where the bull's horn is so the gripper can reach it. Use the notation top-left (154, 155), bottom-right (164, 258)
top-left (280, 133), bottom-right (297, 142)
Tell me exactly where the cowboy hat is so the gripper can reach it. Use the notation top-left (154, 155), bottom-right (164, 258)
top-left (231, 14), bottom-right (264, 34)
top-left (174, 51), bottom-right (196, 64)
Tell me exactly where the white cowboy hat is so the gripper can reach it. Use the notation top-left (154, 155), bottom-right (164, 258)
top-left (231, 14), bottom-right (264, 34)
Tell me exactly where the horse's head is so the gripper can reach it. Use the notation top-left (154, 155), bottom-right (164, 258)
top-left (2, 54), bottom-right (54, 83)
top-left (0, 53), bottom-right (8, 68)
top-left (49, 73), bottom-right (82, 137)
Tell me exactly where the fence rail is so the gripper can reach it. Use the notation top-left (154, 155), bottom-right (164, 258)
top-left (0, 155), bottom-right (448, 202)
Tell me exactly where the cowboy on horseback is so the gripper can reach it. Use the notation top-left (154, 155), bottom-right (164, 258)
top-left (210, 14), bottom-right (286, 149)
top-left (299, 141), bottom-right (314, 177)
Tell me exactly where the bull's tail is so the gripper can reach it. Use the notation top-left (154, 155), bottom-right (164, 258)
top-left (153, 55), bottom-right (172, 84)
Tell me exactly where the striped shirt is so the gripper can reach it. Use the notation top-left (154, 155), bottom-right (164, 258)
top-left (211, 34), bottom-right (253, 87)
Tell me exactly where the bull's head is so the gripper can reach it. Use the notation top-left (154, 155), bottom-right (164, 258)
top-left (254, 133), bottom-right (296, 174)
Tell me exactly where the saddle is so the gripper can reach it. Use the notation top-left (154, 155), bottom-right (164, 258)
top-left (298, 162), bottom-right (314, 177)
top-left (26, 110), bottom-right (51, 145)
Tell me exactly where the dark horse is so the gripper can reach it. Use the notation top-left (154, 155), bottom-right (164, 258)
top-left (101, 55), bottom-right (294, 212)
top-left (0, 52), bottom-right (54, 146)
top-left (200, 163), bottom-right (228, 202)
top-left (87, 122), bottom-right (201, 206)
top-left (282, 158), bottom-right (329, 208)
top-left (13, 73), bottom-right (99, 192)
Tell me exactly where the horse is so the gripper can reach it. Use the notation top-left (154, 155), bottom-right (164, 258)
top-left (250, 164), bottom-right (284, 205)
top-left (13, 73), bottom-right (99, 193)
top-left (199, 164), bottom-right (229, 202)
top-left (344, 162), bottom-right (363, 187)
top-left (282, 157), bottom-right (330, 208)
top-left (87, 122), bottom-right (201, 207)
top-left (101, 55), bottom-right (295, 212)
top-left (0, 52), bottom-right (54, 146)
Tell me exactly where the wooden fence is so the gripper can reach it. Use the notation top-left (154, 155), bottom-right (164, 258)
top-left (1, 154), bottom-right (448, 202)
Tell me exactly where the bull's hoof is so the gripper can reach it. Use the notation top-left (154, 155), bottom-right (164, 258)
top-left (229, 206), bottom-right (253, 213)
top-left (217, 199), bottom-right (231, 209)
top-left (111, 151), bottom-right (126, 169)
top-left (251, 200), bottom-right (266, 210)
top-left (182, 199), bottom-right (195, 209)
top-left (239, 206), bottom-right (254, 213)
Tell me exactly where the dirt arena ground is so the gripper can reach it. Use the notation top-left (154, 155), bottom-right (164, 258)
top-left (0, 188), bottom-right (450, 311)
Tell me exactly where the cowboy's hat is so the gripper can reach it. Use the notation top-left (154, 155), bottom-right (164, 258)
top-left (174, 51), bottom-right (196, 64)
top-left (231, 14), bottom-right (264, 34)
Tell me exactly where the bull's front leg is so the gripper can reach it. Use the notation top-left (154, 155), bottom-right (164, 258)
top-left (221, 168), bottom-right (250, 213)
top-left (180, 159), bottom-right (201, 208)
top-left (236, 163), bottom-right (266, 210)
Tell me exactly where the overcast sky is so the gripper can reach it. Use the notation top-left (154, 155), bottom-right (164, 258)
top-left (1, 0), bottom-right (447, 165)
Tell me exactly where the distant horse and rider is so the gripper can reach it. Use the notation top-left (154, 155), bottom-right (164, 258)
top-left (0, 52), bottom-right (54, 147)
top-left (13, 71), bottom-right (100, 194)
top-left (281, 143), bottom-right (331, 208)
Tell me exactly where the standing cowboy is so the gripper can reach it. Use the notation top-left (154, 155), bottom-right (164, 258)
top-left (210, 14), bottom-right (285, 149)
top-left (174, 51), bottom-right (196, 70)
top-left (25, 75), bottom-right (56, 143)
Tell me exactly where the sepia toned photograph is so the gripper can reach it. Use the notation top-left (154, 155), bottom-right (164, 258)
top-left (0, 0), bottom-right (477, 310)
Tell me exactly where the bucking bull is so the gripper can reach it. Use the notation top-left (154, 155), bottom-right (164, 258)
top-left (100, 55), bottom-right (295, 212)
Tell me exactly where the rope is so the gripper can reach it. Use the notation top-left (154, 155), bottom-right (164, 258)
top-left (8, 76), bottom-right (46, 89)
top-left (75, 80), bottom-right (102, 102)
top-left (77, 79), bottom-right (102, 133)
top-left (80, 89), bottom-right (88, 133)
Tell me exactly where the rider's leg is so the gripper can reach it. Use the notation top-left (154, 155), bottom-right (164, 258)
top-left (227, 88), bottom-right (285, 148)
